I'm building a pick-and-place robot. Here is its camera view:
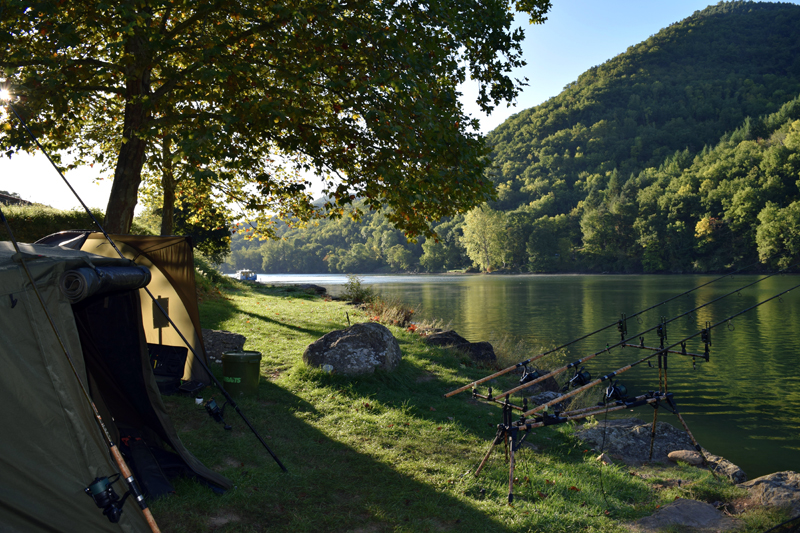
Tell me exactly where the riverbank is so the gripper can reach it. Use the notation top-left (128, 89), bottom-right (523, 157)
top-left (151, 280), bottom-right (792, 532)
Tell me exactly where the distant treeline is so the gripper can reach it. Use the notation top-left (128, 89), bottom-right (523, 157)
top-left (225, 2), bottom-right (800, 274)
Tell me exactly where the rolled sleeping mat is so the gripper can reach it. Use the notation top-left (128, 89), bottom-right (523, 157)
top-left (61, 265), bottom-right (152, 304)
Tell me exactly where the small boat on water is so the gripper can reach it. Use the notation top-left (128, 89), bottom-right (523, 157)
top-left (236, 269), bottom-right (257, 281)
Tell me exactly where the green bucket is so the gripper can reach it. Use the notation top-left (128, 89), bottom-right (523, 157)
top-left (221, 350), bottom-right (262, 397)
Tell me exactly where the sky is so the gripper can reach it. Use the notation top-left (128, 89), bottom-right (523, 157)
top-left (2, 0), bottom-right (797, 212)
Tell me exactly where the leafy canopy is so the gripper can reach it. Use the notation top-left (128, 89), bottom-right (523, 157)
top-left (0, 0), bottom-right (551, 238)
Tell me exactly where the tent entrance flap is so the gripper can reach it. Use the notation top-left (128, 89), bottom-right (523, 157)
top-left (74, 290), bottom-right (232, 492)
top-left (35, 232), bottom-right (211, 383)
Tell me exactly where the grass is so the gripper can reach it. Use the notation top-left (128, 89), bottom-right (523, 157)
top-left (0, 204), bottom-right (154, 243)
top-left (151, 280), bottom-right (790, 532)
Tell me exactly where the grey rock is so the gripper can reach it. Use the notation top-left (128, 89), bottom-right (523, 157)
top-left (202, 329), bottom-right (246, 364)
top-left (452, 341), bottom-right (497, 362)
top-left (668, 450), bottom-right (704, 465)
top-left (423, 330), bottom-right (469, 346)
top-left (576, 418), bottom-right (745, 482)
top-left (295, 283), bottom-right (327, 295)
top-left (576, 418), bottom-right (691, 465)
top-left (303, 322), bottom-right (402, 375)
top-left (738, 471), bottom-right (800, 514)
top-left (422, 330), bottom-right (497, 363)
top-left (706, 453), bottom-right (747, 484)
top-left (629, 498), bottom-right (741, 532)
top-left (529, 391), bottom-right (566, 412)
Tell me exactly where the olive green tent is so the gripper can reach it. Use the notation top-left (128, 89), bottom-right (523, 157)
top-left (36, 231), bottom-right (212, 384)
top-left (0, 241), bottom-right (231, 532)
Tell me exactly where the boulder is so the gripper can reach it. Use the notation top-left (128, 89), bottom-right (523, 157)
top-left (706, 452), bottom-right (747, 484)
top-left (576, 418), bottom-right (690, 465)
top-left (452, 341), bottom-right (497, 362)
top-left (738, 471), bottom-right (800, 514)
top-left (303, 322), bottom-right (402, 375)
top-left (629, 498), bottom-right (741, 532)
top-left (575, 418), bottom-right (746, 482)
top-left (422, 331), bottom-right (497, 363)
top-left (202, 329), bottom-right (246, 364)
top-left (295, 283), bottom-right (327, 295)
top-left (423, 330), bottom-right (469, 346)
top-left (529, 391), bottom-right (567, 412)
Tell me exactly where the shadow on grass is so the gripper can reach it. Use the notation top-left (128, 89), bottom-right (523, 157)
top-left (200, 288), bottom-right (345, 341)
top-left (240, 308), bottom-right (332, 339)
top-left (155, 379), bottom-right (518, 533)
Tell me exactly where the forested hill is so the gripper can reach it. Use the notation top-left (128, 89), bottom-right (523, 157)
top-left (487, 1), bottom-right (800, 213)
top-left (224, 1), bottom-right (800, 275)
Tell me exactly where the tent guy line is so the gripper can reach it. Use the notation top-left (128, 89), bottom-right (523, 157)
top-left (6, 98), bottom-right (288, 474)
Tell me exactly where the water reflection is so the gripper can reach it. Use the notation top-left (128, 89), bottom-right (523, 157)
top-left (258, 273), bottom-right (800, 479)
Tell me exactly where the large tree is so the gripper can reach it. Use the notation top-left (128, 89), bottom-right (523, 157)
top-left (0, 0), bottom-right (551, 237)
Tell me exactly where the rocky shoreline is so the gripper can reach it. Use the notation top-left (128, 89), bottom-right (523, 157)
top-left (420, 329), bottom-right (800, 531)
top-left (573, 417), bottom-right (800, 530)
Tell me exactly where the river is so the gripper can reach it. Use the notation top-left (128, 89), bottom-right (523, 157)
top-left (255, 272), bottom-right (800, 479)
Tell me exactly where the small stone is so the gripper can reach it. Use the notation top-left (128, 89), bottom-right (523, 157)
top-left (668, 450), bottom-right (704, 465)
top-left (596, 453), bottom-right (612, 465)
top-left (422, 330), bottom-right (469, 346)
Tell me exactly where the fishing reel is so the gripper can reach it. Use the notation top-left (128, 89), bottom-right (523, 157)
top-left (519, 365), bottom-right (543, 385)
top-left (563, 366), bottom-right (591, 391)
top-left (85, 474), bottom-right (129, 523)
top-left (205, 398), bottom-right (232, 430)
top-left (602, 380), bottom-right (628, 404)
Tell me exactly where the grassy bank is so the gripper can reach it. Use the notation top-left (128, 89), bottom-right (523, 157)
top-left (0, 204), bottom-right (153, 243)
top-left (152, 281), bottom-right (788, 532)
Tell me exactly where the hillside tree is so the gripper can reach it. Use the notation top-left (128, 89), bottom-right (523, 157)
top-left (461, 204), bottom-right (506, 271)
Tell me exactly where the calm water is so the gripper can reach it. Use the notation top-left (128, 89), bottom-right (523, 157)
top-left (257, 273), bottom-right (800, 479)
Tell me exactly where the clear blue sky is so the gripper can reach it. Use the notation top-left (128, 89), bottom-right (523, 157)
top-left (464, 0), bottom-right (800, 133)
top-left (3, 1), bottom-right (797, 210)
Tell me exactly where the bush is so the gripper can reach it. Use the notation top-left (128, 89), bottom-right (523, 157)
top-left (365, 296), bottom-right (415, 327)
top-left (342, 274), bottom-right (375, 303)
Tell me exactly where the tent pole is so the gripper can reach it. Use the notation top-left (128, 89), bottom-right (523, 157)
top-left (6, 100), bottom-right (286, 472)
top-left (144, 287), bottom-right (288, 472)
top-left (0, 208), bottom-right (162, 533)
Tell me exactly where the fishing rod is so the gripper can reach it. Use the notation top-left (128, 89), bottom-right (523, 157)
top-left (444, 262), bottom-right (759, 398)
top-left (522, 280), bottom-right (800, 418)
top-left (0, 208), bottom-right (161, 532)
top-left (473, 386), bottom-right (669, 419)
top-left (515, 391), bottom-right (673, 429)
top-left (491, 268), bottom-right (792, 401)
top-left (4, 99), bottom-right (287, 472)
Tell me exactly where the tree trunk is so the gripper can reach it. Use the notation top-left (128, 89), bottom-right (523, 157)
top-left (160, 137), bottom-right (176, 236)
top-left (103, 32), bottom-right (151, 235)
top-left (105, 135), bottom-right (147, 234)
